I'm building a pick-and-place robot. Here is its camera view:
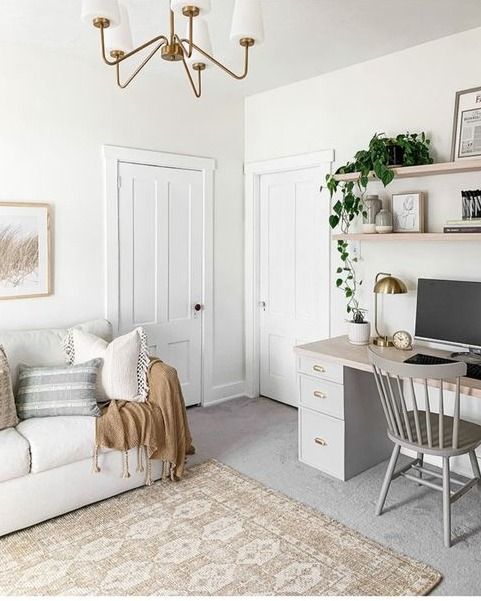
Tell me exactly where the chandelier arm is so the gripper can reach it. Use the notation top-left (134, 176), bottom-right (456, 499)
top-left (116, 41), bottom-right (166, 89)
top-left (186, 15), bottom-right (194, 59)
top-left (181, 57), bottom-right (202, 98)
top-left (99, 24), bottom-right (168, 66)
top-left (178, 37), bottom-right (250, 80)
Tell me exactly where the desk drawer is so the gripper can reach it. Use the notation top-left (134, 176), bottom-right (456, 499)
top-left (299, 407), bottom-right (345, 480)
top-left (298, 355), bottom-right (344, 384)
top-left (299, 375), bottom-right (344, 419)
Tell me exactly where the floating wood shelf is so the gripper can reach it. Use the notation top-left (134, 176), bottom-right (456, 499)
top-left (333, 158), bottom-right (481, 182)
top-left (332, 233), bottom-right (481, 242)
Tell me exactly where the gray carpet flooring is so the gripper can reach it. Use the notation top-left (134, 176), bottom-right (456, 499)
top-left (188, 396), bottom-right (481, 596)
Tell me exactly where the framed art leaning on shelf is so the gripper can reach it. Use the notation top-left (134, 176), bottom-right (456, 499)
top-left (451, 85), bottom-right (481, 161)
top-left (392, 192), bottom-right (425, 233)
top-left (0, 202), bottom-right (52, 300)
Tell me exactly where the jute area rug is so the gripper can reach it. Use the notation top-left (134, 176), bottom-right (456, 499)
top-left (0, 459), bottom-right (441, 595)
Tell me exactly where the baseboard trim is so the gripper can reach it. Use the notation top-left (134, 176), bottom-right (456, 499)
top-left (204, 380), bottom-right (245, 406)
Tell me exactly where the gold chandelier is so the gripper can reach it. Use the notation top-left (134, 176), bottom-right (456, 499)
top-left (81, 0), bottom-right (264, 97)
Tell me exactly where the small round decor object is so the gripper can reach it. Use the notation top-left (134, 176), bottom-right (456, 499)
top-left (375, 208), bottom-right (393, 234)
top-left (393, 330), bottom-right (413, 351)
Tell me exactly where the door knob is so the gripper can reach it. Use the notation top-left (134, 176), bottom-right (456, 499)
top-left (194, 303), bottom-right (203, 312)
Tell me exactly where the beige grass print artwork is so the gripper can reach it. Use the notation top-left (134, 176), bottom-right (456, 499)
top-left (0, 225), bottom-right (39, 287)
top-left (0, 203), bottom-right (51, 300)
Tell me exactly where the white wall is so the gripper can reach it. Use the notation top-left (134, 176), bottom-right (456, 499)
top-left (245, 27), bottom-right (481, 341)
top-left (0, 43), bottom-right (245, 403)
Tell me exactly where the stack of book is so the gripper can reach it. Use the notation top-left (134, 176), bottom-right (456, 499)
top-left (444, 219), bottom-right (481, 233)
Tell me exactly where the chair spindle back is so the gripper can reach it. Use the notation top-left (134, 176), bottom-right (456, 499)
top-left (368, 349), bottom-right (466, 450)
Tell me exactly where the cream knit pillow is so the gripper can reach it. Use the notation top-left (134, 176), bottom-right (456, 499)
top-left (0, 346), bottom-right (18, 430)
top-left (65, 327), bottom-right (149, 402)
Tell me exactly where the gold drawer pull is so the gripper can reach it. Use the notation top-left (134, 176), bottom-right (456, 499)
top-left (313, 390), bottom-right (327, 399)
top-left (312, 365), bottom-right (325, 373)
top-left (314, 437), bottom-right (327, 446)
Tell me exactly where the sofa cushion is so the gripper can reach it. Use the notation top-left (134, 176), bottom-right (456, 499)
top-left (0, 428), bottom-right (30, 482)
top-left (0, 319), bottom-right (112, 389)
top-left (66, 327), bottom-right (149, 402)
top-left (16, 416), bottom-right (96, 474)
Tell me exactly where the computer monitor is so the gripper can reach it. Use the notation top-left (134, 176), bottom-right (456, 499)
top-left (415, 278), bottom-right (481, 352)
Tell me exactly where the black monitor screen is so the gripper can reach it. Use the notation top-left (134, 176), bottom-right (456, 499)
top-left (415, 278), bottom-right (481, 349)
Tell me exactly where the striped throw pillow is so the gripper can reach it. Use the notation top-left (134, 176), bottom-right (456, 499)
top-left (16, 359), bottom-right (103, 420)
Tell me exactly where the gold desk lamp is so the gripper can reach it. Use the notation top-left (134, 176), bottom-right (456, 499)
top-left (373, 272), bottom-right (408, 347)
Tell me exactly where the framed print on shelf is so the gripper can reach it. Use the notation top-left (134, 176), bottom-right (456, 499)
top-left (0, 202), bottom-right (52, 300)
top-left (451, 85), bottom-right (481, 161)
top-left (392, 192), bottom-right (425, 233)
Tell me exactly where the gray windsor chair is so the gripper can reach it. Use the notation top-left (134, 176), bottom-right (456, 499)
top-left (368, 348), bottom-right (481, 547)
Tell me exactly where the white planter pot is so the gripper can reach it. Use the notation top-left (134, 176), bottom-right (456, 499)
top-left (347, 321), bottom-right (371, 345)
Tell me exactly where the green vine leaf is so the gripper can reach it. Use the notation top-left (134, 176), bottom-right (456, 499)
top-left (329, 215), bottom-right (340, 229)
top-left (325, 130), bottom-right (432, 318)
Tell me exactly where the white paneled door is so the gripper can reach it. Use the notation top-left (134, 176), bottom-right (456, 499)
top-left (117, 161), bottom-right (203, 406)
top-left (259, 166), bottom-right (330, 407)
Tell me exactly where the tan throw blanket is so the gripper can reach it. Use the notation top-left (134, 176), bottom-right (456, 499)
top-left (94, 358), bottom-right (195, 484)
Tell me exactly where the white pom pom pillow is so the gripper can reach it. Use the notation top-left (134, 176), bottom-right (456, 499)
top-left (64, 327), bottom-right (149, 402)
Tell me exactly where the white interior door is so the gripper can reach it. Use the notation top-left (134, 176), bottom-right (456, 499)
top-left (117, 161), bottom-right (203, 406)
top-left (259, 166), bottom-right (330, 406)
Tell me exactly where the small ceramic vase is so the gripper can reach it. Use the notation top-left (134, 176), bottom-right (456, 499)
top-left (375, 208), bottom-right (393, 234)
top-left (362, 195), bottom-right (382, 234)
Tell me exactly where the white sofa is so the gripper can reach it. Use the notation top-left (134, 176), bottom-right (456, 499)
top-left (0, 319), bottom-right (162, 537)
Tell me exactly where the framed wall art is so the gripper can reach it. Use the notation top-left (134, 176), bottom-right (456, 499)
top-left (0, 202), bottom-right (52, 300)
top-left (392, 192), bottom-right (425, 233)
top-left (451, 86), bottom-right (481, 161)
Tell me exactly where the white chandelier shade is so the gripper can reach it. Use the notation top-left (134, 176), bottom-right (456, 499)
top-left (81, 0), bottom-right (121, 27)
top-left (186, 19), bottom-right (213, 66)
top-left (104, 4), bottom-right (133, 55)
top-left (230, 0), bottom-right (264, 44)
top-left (171, 0), bottom-right (211, 16)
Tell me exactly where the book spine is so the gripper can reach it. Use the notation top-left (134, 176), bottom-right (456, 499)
top-left (446, 219), bottom-right (481, 225)
top-left (443, 226), bottom-right (481, 233)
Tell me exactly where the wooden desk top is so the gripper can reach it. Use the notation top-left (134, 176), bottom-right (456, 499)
top-left (294, 335), bottom-right (481, 399)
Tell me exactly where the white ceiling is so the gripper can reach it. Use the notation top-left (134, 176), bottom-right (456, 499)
top-left (2, 0), bottom-right (481, 96)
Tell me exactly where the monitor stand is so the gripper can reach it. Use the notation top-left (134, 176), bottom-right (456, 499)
top-left (450, 347), bottom-right (481, 363)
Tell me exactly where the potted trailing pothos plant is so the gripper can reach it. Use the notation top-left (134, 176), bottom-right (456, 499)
top-left (325, 132), bottom-right (433, 344)
top-left (335, 239), bottom-right (370, 345)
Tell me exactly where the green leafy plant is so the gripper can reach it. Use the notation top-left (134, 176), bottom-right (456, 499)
top-left (335, 239), bottom-right (366, 322)
top-left (327, 180), bottom-right (365, 232)
top-left (325, 131), bottom-right (433, 319)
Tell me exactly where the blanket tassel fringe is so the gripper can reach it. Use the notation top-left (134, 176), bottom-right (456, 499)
top-left (92, 445), bottom-right (101, 473)
top-left (121, 450), bottom-right (130, 479)
top-left (136, 445), bottom-right (145, 473)
top-left (145, 453), bottom-right (153, 486)
top-left (93, 444), bottom-right (174, 485)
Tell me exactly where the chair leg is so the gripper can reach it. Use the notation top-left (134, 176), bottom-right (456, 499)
top-left (375, 444), bottom-right (400, 516)
top-left (442, 456), bottom-right (452, 548)
top-left (469, 450), bottom-right (481, 480)
top-left (416, 452), bottom-right (424, 485)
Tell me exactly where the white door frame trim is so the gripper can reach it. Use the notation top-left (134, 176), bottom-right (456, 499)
top-left (244, 150), bottom-right (334, 399)
top-left (103, 144), bottom-right (216, 406)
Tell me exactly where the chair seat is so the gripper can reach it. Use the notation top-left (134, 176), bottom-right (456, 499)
top-left (388, 410), bottom-right (481, 456)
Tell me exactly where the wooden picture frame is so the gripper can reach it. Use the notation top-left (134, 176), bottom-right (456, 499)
top-left (392, 192), bottom-right (425, 233)
top-left (451, 85), bottom-right (481, 161)
top-left (0, 202), bottom-right (52, 300)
